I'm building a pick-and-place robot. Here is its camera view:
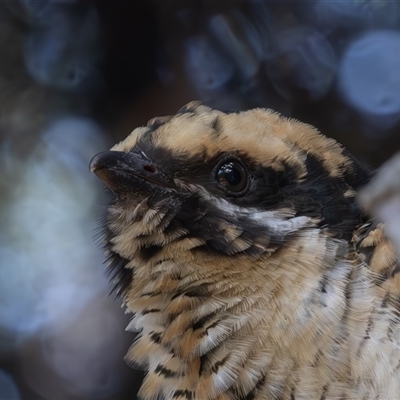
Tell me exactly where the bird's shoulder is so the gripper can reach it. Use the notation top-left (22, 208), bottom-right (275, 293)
top-left (352, 220), bottom-right (400, 295)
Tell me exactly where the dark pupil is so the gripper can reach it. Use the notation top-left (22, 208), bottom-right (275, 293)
top-left (217, 161), bottom-right (247, 193)
top-left (221, 163), bottom-right (241, 186)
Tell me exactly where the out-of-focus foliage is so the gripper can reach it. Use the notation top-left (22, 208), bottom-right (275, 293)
top-left (1, 1), bottom-right (400, 399)
top-left (339, 30), bottom-right (400, 128)
top-left (151, 0), bottom-right (400, 164)
top-left (0, 1), bottom-right (145, 399)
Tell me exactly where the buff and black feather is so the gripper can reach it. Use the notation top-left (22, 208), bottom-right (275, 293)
top-left (90, 102), bottom-right (400, 399)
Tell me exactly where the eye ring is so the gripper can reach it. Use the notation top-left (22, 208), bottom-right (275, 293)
top-left (215, 158), bottom-right (249, 196)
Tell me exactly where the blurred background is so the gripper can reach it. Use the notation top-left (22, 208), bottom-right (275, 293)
top-left (1, 0), bottom-right (400, 399)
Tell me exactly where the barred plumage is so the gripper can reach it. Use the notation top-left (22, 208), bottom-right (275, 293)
top-left (90, 102), bottom-right (400, 399)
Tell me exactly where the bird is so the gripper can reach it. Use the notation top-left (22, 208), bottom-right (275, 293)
top-left (90, 101), bottom-right (400, 400)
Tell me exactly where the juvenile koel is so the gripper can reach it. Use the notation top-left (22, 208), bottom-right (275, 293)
top-left (90, 102), bottom-right (400, 400)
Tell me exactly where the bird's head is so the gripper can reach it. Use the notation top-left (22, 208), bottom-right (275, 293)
top-left (91, 102), bottom-right (369, 281)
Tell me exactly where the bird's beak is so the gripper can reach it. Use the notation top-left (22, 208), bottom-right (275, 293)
top-left (89, 150), bottom-right (173, 194)
top-left (90, 150), bottom-right (120, 171)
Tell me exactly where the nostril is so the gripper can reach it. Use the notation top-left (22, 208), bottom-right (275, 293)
top-left (143, 164), bottom-right (156, 173)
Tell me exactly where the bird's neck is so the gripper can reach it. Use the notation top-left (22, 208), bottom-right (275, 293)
top-left (123, 232), bottom-right (356, 399)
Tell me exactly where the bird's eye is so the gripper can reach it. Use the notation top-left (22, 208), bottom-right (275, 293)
top-left (216, 160), bottom-right (249, 194)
